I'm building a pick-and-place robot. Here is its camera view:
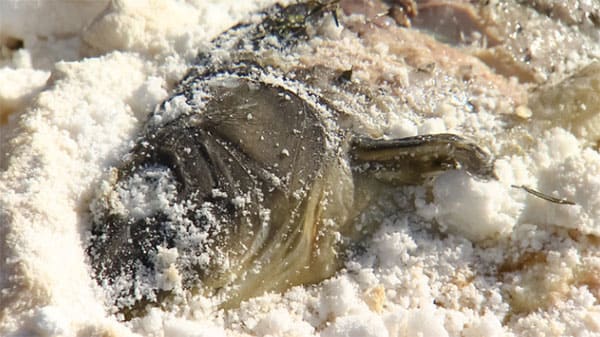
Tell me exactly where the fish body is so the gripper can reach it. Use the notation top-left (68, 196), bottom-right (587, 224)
top-left (88, 1), bottom-right (497, 317)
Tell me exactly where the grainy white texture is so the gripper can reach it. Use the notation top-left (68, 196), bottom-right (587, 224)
top-left (1, 1), bottom-right (599, 337)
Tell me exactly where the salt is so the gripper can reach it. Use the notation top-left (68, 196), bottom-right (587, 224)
top-left (1, 1), bottom-right (600, 337)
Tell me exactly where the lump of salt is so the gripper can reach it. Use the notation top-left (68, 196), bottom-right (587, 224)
top-left (406, 307), bottom-right (449, 337)
top-left (428, 170), bottom-right (521, 242)
top-left (321, 313), bottom-right (388, 337)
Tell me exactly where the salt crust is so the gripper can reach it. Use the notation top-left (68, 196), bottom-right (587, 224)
top-left (1, 1), bottom-right (600, 337)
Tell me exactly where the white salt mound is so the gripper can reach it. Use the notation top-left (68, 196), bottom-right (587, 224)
top-left (1, 1), bottom-right (600, 337)
top-left (429, 170), bottom-right (521, 242)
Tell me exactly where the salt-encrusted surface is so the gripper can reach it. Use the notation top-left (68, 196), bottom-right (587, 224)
top-left (1, 1), bottom-right (599, 337)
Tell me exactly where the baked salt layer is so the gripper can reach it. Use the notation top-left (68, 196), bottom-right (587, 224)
top-left (1, 1), bottom-right (600, 337)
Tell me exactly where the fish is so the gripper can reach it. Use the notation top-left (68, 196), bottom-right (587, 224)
top-left (86, 0), bottom-right (513, 319)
